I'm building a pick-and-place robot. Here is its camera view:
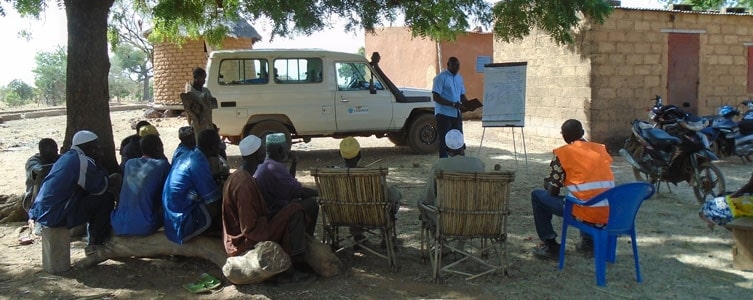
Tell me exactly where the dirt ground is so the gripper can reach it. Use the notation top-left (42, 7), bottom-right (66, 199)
top-left (0, 108), bottom-right (752, 299)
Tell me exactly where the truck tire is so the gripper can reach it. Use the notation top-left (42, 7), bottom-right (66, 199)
top-left (407, 114), bottom-right (438, 154)
top-left (387, 132), bottom-right (407, 146)
top-left (246, 120), bottom-right (292, 149)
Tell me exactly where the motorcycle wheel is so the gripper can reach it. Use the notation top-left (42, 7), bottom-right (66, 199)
top-left (628, 147), bottom-right (655, 182)
top-left (692, 162), bottom-right (726, 205)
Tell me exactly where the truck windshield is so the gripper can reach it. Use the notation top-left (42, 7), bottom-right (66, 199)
top-left (335, 62), bottom-right (384, 91)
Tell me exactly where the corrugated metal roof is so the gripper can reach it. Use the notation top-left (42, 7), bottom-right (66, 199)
top-left (615, 6), bottom-right (752, 16)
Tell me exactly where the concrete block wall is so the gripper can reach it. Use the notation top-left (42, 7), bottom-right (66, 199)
top-left (153, 37), bottom-right (253, 106)
top-left (588, 9), bottom-right (667, 147)
top-left (691, 13), bottom-right (753, 110)
top-left (494, 8), bottom-right (753, 151)
top-left (492, 28), bottom-right (592, 151)
top-left (589, 8), bottom-right (753, 148)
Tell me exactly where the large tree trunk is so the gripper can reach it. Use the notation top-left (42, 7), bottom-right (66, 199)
top-left (63, 0), bottom-right (120, 174)
top-left (142, 67), bottom-right (151, 101)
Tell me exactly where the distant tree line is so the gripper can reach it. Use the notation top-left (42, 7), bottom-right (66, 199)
top-left (2, 0), bottom-right (153, 108)
top-left (0, 43), bottom-right (151, 107)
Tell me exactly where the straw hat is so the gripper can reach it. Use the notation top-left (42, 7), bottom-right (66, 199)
top-left (339, 137), bottom-right (360, 159)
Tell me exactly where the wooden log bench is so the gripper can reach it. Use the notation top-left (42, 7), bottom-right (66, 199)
top-left (727, 216), bottom-right (753, 270)
top-left (43, 230), bottom-right (342, 284)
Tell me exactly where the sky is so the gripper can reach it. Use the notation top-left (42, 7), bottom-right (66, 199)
top-left (0, 0), bottom-right (663, 87)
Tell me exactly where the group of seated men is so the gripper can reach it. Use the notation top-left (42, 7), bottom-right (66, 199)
top-left (25, 118), bottom-right (618, 282)
top-left (25, 123), bottom-right (322, 282)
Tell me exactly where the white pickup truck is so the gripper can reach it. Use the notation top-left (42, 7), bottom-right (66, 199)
top-left (207, 49), bottom-right (438, 154)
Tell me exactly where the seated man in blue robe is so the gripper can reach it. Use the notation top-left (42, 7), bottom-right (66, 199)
top-left (29, 130), bottom-right (115, 254)
top-left (162, 129), bottom-right (222, 244)
top-left (111, 134), bottom-right (171, 236)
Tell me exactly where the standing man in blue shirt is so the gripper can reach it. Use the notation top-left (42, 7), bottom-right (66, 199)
top-left (432, 57), bottom-right (470, 158)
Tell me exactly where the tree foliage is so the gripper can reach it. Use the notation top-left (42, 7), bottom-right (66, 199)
top-left (0, 79), bottom-right (36, 106)
top-left (146, 0), bottom-right (614, 46)
top-left (32, 45), bottom-right (66, 106)
top-left (109, 0), bottom-right (153, 101)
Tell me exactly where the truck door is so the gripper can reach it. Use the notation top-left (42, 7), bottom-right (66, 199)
top-left (334, 62), bottom-right (393, 131)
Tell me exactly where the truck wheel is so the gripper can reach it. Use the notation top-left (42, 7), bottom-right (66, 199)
top-left (246, 121), bottom-right (291, 149)
top-left (387, 133), bottom-right (407, 146)
top-left (407, 114), bottom-right (438, 154)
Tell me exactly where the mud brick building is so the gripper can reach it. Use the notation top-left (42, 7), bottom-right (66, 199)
top-left (152, 20), bottom-right (262, 109)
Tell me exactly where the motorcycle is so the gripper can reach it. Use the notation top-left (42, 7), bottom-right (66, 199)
top-left (644, 95), bottom-right (688, 129)
top-left (735, 100), bottom-right (753, 162)
top-left (621, 96), bottom-right (726, 204)
top-left (701, 105), bottom-right (740, 159)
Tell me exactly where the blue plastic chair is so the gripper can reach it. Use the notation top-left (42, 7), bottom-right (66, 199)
top-left (557, 182), bottom-right (656, 286)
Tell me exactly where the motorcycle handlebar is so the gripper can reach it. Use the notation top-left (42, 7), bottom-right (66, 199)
top-left (653, 95), bottom-right (663, 105)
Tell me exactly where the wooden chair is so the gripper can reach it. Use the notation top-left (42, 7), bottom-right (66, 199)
top-left (419, 171), bottom-right (515, 281)
top-left (311, 167), bottom-right (398, 271)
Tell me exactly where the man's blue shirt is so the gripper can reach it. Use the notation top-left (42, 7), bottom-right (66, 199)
top-left (111, 157), bottom-right (170, 236)
top-left (172, 143), bottom-right (193, 165)
top-left (432, 70), bottom-right (466, 118)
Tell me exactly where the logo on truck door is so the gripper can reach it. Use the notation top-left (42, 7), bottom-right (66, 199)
top-left (347, 106), bottom-right (369, 114)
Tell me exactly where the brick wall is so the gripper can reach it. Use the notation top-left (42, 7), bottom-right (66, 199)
top-left (590, 9), bottom-right (753, 149)
top-left (492, 28), bottom-right (592, 151)
top-left (493, 8), bottom-right (753, 151)
top-left (587, 9), bottom-right (666, 148)
top-left (153, 37), bottom-right (253, 106)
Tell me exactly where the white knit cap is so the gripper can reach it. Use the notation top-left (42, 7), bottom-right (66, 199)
top-left (72, 130), bottom-right (98, 146)
top-left (445, 129), bottom-right (464, 150)
top-left (239, 135), bottom-right (262, 156)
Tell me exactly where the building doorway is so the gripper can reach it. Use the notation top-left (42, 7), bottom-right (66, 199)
top-left (667, 33), bottom-right (700, 115)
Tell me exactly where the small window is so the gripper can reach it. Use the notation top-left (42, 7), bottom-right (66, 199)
top-left (218, 59), bottom-right (269, 85)
top-left (335, 62), bottom-right (385, 91)
top-left (273, 58), bottom-right (323, 84)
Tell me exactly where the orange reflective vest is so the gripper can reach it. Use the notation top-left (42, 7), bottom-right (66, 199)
top-left (553, 141), bottom-right (615, 224)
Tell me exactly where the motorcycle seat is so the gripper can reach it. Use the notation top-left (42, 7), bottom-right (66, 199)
top-left (643, 128), bottom-right (682, 147)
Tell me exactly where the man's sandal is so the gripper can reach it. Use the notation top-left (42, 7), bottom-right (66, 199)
top-left (182, 273), bottom-right (221, 294)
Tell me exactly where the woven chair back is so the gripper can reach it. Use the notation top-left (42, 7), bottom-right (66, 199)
top-left (312, 167), bottom-right (390, 227)
top-left (435, 171), bottom-right (515, 237)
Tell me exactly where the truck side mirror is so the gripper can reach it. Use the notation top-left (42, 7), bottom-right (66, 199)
top-left (369, 76), bottom-right (376, 94)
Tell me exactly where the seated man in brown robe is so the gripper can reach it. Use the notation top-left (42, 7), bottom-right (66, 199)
top-left (222, 135), bottom-right (314, 284)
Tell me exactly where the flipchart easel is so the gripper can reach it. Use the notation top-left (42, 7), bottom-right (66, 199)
top-left (478, 62), bottom-right (529, 170)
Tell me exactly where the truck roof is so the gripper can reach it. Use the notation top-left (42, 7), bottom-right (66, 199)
top-left (209, 49), bottom-right (366, 60)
